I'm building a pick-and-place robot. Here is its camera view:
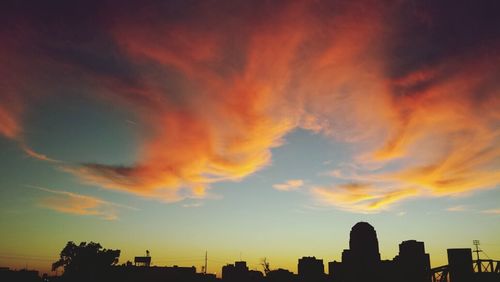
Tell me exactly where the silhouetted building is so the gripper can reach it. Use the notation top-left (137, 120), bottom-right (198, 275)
top-left (448, 249), bottom-right (474, 282)
top-left (328, 260), bottom-right (340, 280)
top-left (248, 270), bottom-right (264, 281)
top-left (266, 268), bottom-right (297, 282)
top-left (222, 261), bottom-right (246, 281)
top-left (107, 264), bottom-right (205, 282)
top-left (200, 273), bottom-right (218, 282)
top-left (328, 261), bottom-right (342, 280)
top-left (222, 261), bottom-right (262, 282)
top-left (298, 256), bottom-right (325, 282)
top-left (380, 259), bottom-right (398, 281)
top-left (331, 222), bottom-right (384, 282)
top-left (430, 248), bottom-right (500, 282)
top-left (41, 273), bottom-right (63, 282)
top-left (134, 256), bottom-right (151, 267)
top-left (349, 222), bottom-right (381, 263)
top-left (328, 222), bottom-right (436, 282)
top-left (0, 268), bottom-right (40, 282)
top-left (393, 240), bottom-right (431, 282)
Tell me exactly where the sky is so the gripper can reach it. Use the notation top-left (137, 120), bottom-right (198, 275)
top-left (0, 0), bottom-right (499, 276)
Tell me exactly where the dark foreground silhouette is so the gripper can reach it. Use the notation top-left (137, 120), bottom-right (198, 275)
top-left (1, 222), bottom-right (499, 282)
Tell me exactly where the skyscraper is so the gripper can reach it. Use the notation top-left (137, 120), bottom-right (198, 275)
top-left (330, 222), bottom-right (383, 282)
top-left (349, 222), bottom-right (381, 264)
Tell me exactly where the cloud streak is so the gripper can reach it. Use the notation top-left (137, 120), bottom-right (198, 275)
top-left (446, 205), bottom-right (469, 212)
top-left (273, 180), bottom-right (304, 192)
top-left (312, 183), bottom-right (420, 213)
top-left (22, 145), bottom-right (61, 163)
top-left (32, 185), bottom-right (135, 220)
top-left (481, 209), bottom-right (500, 215)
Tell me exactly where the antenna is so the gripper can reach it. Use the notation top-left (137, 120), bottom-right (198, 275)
top-left (473, 240), bottom-right (482, 261)
top-left (204, 251), bottom-right (208, 274)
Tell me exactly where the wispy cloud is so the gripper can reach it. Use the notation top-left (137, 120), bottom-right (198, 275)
top-left (481, 209), bottom-right (500, 215)
top-left (0, 1), bottom-right (498, 209)
top-left (31, 185), bottom-right (136, 220)
top-left (446, 205), bottom-right (470, 212)
top-left (22, 145), bottom-right (61, 163)
top-left (182, 202), bottom-right (203, 208)
top-left (273, 179), bottom-right (304, 192)
top-left (396, 211), bottom-right (407, 217)
top-left (311, 183), bottom-right (420, 213)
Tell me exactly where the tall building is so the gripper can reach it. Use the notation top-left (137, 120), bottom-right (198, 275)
top-left (298, 256), bottom-right (325, 282)
top-left (329, 222), bottom-right (434, 282)
top-left (447, 249), bottom-right (474, 282)
top-left (330, 222), bottom-right (383, 282)
top-left (349, 222), bottom-right (381, 264)
top-left (394, 240), bottom-right (431, 282)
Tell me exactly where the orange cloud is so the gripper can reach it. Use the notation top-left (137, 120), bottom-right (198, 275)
top-left (379, 57), bottom-right (499, 193)
top-left (2, 1), bottom-right (499, 210)
top-left (60, 2), bottom-right (314, 201)
top-left (0, 102), bottom-right (22, 139)
top-left (66, 1), bottom-right (396, 202)
top-left (0, 20), bottom-right (50, 142)
top-left (312, 183), bottom-right (420, 213)
top-left (0, 40), bottom-right (25, 140)
top-left (316, 53), bottom-right (500, 212)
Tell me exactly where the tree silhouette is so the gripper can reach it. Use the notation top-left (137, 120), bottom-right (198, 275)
top-left (52, 241), bottom-right (120, 280)
top-left (261, 257), bottom-right (271, 275)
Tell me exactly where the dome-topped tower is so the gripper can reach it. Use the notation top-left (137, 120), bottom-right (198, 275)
top-left (349, 222), bottom-right (381, 263)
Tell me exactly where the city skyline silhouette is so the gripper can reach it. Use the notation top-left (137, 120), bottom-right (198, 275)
top-left (1, 222), bottom-right (499, 282)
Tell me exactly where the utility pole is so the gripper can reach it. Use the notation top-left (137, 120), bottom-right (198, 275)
top-left (204, 251), bottom-right (208, 274)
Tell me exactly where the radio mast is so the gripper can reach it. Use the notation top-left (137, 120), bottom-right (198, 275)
top-left (204, 251), bottom-right (208, 274)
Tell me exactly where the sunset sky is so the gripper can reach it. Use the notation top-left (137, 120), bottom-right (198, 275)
top-left (1, 0), bottom-right (499, 276)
